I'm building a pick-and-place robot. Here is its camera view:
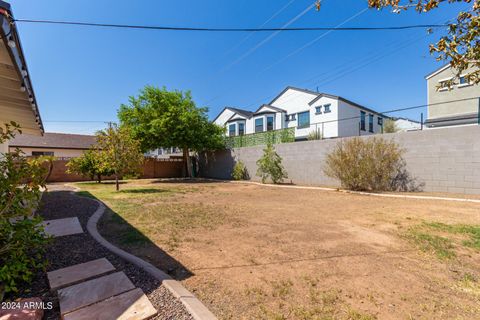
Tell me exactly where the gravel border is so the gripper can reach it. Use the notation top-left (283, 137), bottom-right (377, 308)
top-left (83, 189), bottom-right (217, 320)
top-left (27, 188), bottom-right (194, 320)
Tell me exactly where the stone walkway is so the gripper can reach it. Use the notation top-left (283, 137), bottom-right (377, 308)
top-left (48, 258), bottom-right (157, 320)
top-left (43, 217), bottom-right (83, 237)
top-left (34, 188), bottom-right (194, 320)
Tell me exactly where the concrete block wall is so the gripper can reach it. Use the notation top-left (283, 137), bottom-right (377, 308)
top-left (198, 125), bottom-right (480, 195)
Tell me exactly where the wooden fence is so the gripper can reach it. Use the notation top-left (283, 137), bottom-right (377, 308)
top-left (45, 157), bottom-right (185, 183)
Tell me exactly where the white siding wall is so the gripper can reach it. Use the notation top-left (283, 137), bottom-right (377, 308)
top-left (337, 100), bottom-right (383, 137)
top-left (214, 109), bottom-right (235, 135)
top-left (308, 97), bottom-right (339, 138)
top-left (270, 88), bottom-right (319, 139)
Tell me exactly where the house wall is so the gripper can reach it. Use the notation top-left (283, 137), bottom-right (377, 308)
top-left (427, 66), bottom-right (480, 120)
top-left (337, 101), bottom-right (384, 137)
top-left (214, 109), bottom-right (235, 135)
top-left (9, 147), bottom-right (86, 158)
top-left (199, 125), bottom-right (480, 195)
top-left (394, 119), bottom-right (421, 131)
top-left (0, 141), bottom-right (7, 154)
top-left (308, 96), bottom-right (339, 138)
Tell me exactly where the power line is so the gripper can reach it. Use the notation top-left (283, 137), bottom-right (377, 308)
top-left (13, 18), bottom-right (448, 32)
top-left (260, 7), bottom-right (369, 73)
top-left (222, 0), bottom-right (297, 57)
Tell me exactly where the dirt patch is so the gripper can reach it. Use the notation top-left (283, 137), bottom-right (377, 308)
top-left (77, 180), bottom-right (480, 319)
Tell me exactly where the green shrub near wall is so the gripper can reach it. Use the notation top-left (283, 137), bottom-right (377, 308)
top-left (225, 127), bottom-right (295, 149)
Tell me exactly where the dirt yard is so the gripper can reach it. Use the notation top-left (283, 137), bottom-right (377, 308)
top-left (75, 180), bottom-right (480, 320)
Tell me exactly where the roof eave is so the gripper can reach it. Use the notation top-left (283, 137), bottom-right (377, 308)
top-left (0, 3), bottom-right (44, 134)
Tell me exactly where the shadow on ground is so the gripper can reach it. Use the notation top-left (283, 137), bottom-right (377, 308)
top-left (67, 190), bottom-right (193, 281)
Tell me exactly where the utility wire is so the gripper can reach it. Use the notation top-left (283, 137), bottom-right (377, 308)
top-left (222, 0), bottom-right (297, 57)
top-left (13, 18), bottom-right (448, 32)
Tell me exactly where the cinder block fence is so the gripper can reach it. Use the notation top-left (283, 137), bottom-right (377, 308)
top-left (198, 125), bottom-right (480, 195)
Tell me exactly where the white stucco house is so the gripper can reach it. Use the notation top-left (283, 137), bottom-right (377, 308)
top-left (213, 86), bottom-right (386, 140)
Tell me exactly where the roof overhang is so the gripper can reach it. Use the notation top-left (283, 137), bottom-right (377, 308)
top-left (425, 64), bottom-right (450, 80)
top-left (0, 1), bottom-right (43, 135)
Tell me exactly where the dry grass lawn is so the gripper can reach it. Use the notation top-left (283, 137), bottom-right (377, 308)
top-left (75, 179), bottom-right (480, 320)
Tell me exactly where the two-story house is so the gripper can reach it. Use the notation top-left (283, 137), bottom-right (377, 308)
top-left (214, 86), bottom-right (386, 140)
top-left (425, 64), bottom-right (480, 128)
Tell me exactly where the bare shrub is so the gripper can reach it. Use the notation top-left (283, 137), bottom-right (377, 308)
top-left (324, 137), bottom-right (421, 192)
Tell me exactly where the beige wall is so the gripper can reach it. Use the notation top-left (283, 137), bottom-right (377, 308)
top-left (9, 147), bottom-right (86, 158)
top-left (427, 66), bottom-right (480, 120)
top-left (0, 141), bottom-right (8, 154)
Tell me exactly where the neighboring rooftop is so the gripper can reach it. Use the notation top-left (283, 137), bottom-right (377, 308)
top-left (10, 132), bottom-right (96, 149)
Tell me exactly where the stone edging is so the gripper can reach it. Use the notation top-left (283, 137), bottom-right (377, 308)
top-left (68, 187), bottom-right (217, 320)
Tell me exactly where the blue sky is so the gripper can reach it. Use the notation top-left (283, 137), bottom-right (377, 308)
top-left (10, 0), bottom-right (465, 134)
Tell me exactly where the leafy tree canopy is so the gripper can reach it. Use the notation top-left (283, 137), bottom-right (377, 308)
top-left (118, 86), bottom-right (225, 153)
top-left (96, 124), bottom-right (143, 190)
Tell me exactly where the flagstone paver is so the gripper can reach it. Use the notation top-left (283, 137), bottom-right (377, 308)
top-left (63, 288), bottom-right (157, 320)
top-left (58, 271), bottom-right (135, 315)
top-left (47, 258), bottom-right (115, 290)
top-left (42, 217), bottom-right (83, 237)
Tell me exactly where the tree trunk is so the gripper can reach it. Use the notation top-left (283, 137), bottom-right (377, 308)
top-left (115, 173), bottom-right (119, 191)
top-left (183, 147), bottom-right (191, 178)
top-left (97, 174), bottom-right (102, 184)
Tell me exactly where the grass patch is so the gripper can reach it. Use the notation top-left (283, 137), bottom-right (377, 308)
top-left (75, 181), bottom-right (227, 250)
top-left (423, 222), bottom-right (480, 250)
top-left (406, 221), bottom-right (480, 259)
top-left (407, 230), bottom-right (456, 259)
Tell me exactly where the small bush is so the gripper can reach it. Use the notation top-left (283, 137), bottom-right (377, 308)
top-left (232, 160), bottom-right (249, 180)
top-left (0, 122), bottom-right (50, 300)
top-left (383, 119), bottom-right (399, 133)
top-left (256, 144), bottom-right (288, 184)
top-left (307, 128), bottom-right (323, 141)
top-left (324, 137), bottom-right (418, 192)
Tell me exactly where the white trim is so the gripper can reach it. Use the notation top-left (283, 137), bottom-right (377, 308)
top-left (438, 76), bottom-right (453, 82)
top-left (438, 87), bottom-right (449, 92)
top-left (457, 83), bottom-right (473, 88)
top-left (425, 64), bottom-right (450, 80)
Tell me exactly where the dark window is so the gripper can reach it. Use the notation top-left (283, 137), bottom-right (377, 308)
top-left (32, 151), bottom-right (54, 156)
top-left (266, 116), bottom-right (274, 131)
top-left (297, 111), bottom-right (310, 129)
top-left (238, 122), bottom-right (245, 135)
top-left (369, 114), bottom-right (374, 132)
top-left (324, 104), bottom-right (331, 113)
top-left (315, 106), bottom-right (322, 114)
top-left (228, 124), bottom-right (236, 137)
top-left (290, 114), bottom-right (296, 121)
top-left (255, 118), bottom-right (264, 133)
top-left (360, 111), bottom-right (366, 131)
top-left (459, 76), bottom-right (467, 84)
top-left (378, 117), bottom-right (383, 126)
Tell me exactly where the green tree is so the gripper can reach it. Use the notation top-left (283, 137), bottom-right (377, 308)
top-left (0, 122), bottom-right (50, 299)
top-left (118, 86), bottom-right (225, 177)
top-left (96, 124), bottom-right (144, 191)
top-left (66, 149), bottom-right (114, 183)
top-left (367, 0), bottom-right (479, 86)
top-left (256, 144), bottom-right (288, 184)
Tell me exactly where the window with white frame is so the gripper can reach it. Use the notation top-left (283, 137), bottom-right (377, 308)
top-left (228, 123), bottom-right (236, 136)
top-left (297, 111), bottom-right (310, 129)
top-left (315, 106), bottom-right (322, 114)
top-left (266, 115), bottom-right (274, 131)
top-left (255, 118), bottom-right (263, 133)
top-left (324, 104), bottom-right (331, 113)
top-left (238, 122), bottom-right (245, 135)
top-left (360, 111), bottom-right (366, 131)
